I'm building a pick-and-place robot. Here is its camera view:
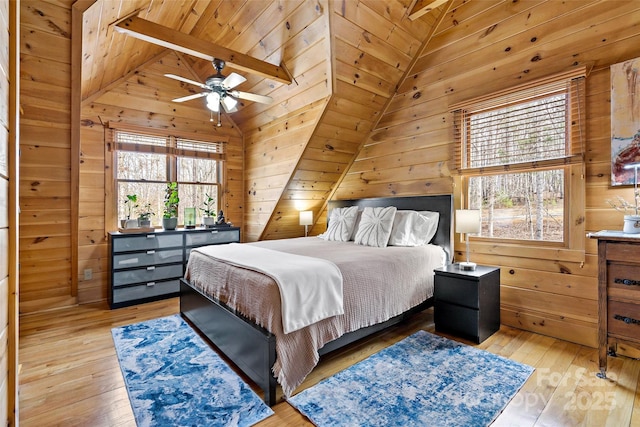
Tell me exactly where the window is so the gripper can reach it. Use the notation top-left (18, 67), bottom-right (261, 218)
top-left (112, 128), bottom-right (225, 227)
top-left (452, 69), bottom-right (586, 244)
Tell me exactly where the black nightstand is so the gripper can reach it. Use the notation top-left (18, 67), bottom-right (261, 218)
top-left (434, 264), bottom-right (500, 343)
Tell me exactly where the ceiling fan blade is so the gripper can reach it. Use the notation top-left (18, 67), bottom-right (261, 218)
top-left (221, 95), bottom-right (239, 113)
top-left (230, 90), bottom-right (273, 104)
top-left (164, 73), bottom-right (208, 89)
top-left (172, 92), bottom-right (207, 103)
top-left (222, 72), bottom-right (246, 89)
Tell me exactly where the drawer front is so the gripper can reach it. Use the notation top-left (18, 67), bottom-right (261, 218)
top-left (606, 242), bottom-right (640, 264)
top-left (185, 229), bottom-right (239, 247)
top-left (113, 279), bottom-right (180, 304)
top-left (113, 248), bottom-right (183, 269)
top-left (435, 275), bottom-right (480, 309)
top-left (113, 233), bottom-right (183, 252)
top-left (113, 264), bottom-right (183, 287)
top-left (435, 300), bottom-right (479, 338)
top-left (608, 300), bottom-right (640, 342)
top-left (608, 263), bottom-right (640, 303)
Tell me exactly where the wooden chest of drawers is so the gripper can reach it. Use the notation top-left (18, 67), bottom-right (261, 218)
top-left (109, 227), bottom-right (240, 308)
top-left (593, 233), bottom-right (640, 378)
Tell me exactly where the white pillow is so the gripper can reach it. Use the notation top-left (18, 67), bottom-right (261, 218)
top-left (388, 210), bottom-right (439, 246)
top-left (354, 206), bottom-right (397, 247)
top-left (319, 206), bottom-right (359, 241)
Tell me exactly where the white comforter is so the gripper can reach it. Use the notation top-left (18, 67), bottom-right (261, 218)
top-left (192, 243), bottom-right (344, 333)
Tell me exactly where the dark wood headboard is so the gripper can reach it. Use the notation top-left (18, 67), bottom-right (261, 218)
top-left (327, 194), bottom-right (453, 264)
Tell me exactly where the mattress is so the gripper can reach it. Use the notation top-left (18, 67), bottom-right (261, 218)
top-left (184, 236), bottom-right (446, 396)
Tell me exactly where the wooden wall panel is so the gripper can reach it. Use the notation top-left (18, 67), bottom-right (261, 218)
top-left (4, 0), bottom-right (18, 422)
top-left (329, 0), bottom-right (640, 348)
top-left (78, 51), bottom-right (244, 304)
top-left (246, 0), bottom-right (439, 241)
top-left (0, 0), bottom-right (8, 420)
top-left (19, 0), bottom-right (74, 314)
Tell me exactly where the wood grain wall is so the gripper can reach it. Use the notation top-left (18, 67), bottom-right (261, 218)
top-left (3, 0), bottom-right (18, 423)
top-left (19, 0), bottom-right (74, 314)
top-left (330, 0), bottom-right (640, 348)
top-left (78, 51), bottom-right (244, 304)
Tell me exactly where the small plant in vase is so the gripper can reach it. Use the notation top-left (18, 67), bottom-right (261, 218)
top-left (138, 203), bottom-right (154, 228)
top-left (607, 180), bottom-right (640, 234)
top-left (162, 182), bottom-right (179, 230)
top-left (201, 193), bottom-right (216, 227)
top-left (122, 194), bottom-right (139, 229)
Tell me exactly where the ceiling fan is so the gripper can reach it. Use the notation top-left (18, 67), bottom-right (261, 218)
top-left (165, 58), bottom-right (273, 125)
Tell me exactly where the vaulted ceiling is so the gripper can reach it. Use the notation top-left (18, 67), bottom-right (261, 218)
top-left (79, 0), bottom-right (452, 240)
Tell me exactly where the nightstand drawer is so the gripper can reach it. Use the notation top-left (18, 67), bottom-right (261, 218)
top-left (608, 300), bottom-right (640, 341)
top-left (113, 264), bottom-right (183, 287)
top-left (435, 276), bottom-right (480, 309)
top-left (113, 233), bottom-right (183, 252)
top-left (113, 248), bottom-right (183, 269)
top-left (435, 300), bottom-right (479, 340)
top-left (112, 279), bottom-right (180, 304)
top-left (185, 229), bottom-right (240, 246)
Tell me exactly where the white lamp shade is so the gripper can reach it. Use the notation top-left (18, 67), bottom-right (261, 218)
top-left (206, 92), bottom-right (221, 112)
top-left (299, 210), bottom-right (313, 226)
top-left (456, 209), bottom-right (481, 234)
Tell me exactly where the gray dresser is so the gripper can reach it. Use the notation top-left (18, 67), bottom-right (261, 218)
top-left (109, 227), bottom-right (240, 308)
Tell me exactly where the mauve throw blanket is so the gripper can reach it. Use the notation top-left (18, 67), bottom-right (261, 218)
top-left (184, 237), bottom-right (446, 397)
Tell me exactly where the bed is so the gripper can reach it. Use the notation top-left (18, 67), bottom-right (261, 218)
top-left (180, 195), bottom-right (453, 406)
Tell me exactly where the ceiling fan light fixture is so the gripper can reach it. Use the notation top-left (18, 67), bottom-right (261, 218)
top-left (222, 95), bottom-right (238, 112)
top-left (206, 92), bottom-right (221, 112)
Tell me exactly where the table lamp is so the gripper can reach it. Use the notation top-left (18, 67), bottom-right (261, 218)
top-left (299, 210), bottom-right (313, 237)
top-left (456, 209), bottom-right (481, 271)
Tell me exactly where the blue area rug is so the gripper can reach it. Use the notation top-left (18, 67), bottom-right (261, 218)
top-left (112, 315), bottom-right (274, 427)
top-left (289, 330), bottom-right (533, 427)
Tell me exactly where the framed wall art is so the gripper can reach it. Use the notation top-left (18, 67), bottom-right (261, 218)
top-left (611, 57), bottom-right (640, 186)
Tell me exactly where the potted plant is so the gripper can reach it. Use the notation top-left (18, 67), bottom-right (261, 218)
top-left (608, 195), bottom-right (640, 233)
top-left (201, 193), bottom-right (216, 226)
top-left (138, 203), bottom-right (154, 228)
top-left (162, 182), bottom-right (179, 230)
top-left (123, 194), bottom-right (139, 229)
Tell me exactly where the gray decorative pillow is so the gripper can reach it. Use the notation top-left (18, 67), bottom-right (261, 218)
top-left (354, 206), bottom-right (397, 247)
top-left (320, 206), bottom-right (359, 241)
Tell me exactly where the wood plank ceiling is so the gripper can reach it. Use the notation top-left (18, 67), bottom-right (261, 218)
top-left (79, 0), bottom-right (449, 241)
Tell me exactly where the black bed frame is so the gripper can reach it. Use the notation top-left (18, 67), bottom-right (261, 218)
top-left (180, 194), bottom-right (453, 406)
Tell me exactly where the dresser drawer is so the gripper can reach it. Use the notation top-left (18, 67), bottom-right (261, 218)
top-left (607, 300), bottom-right (640, 342)
top-left (112, 233), bottom-right (183, 252)
top-left (112, 279), bottom-right (180, 304)
top-left (606, 243), bottom-right (640, 264)
top-left (608, 263), bottom-right (640, 303)
top-left (113, 248), bottom-right (183, 270)
top-left (185, 229), bottom-right (240, 247)
top-left (434, 276), bottom-right (480, 309)
top-left (113, 264), bottom-right (183, 287)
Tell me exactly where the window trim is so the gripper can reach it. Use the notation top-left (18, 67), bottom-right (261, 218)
top-left (104, 123), bottom-right (226, 230)
top-left (451, 69), bottom-right (586, 251)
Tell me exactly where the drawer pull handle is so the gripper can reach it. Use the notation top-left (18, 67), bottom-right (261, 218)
top-left (147, 282), bottom-right (155, 287)
top-left (614, 314), bottom-right (640, 325)
top-left (146, 235), bottom-right (155, 239)
top-left (614, 278), bottom-right (640, 286)
top-left (147, 250), bottom-right (155, 255)
top-left (146, 266), bottom-right (155, 271)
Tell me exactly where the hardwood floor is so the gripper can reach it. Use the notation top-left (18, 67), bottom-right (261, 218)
top-left (18, 298), bottom-right (640, 426)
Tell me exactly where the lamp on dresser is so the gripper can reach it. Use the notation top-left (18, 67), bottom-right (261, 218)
top-left (456, 209), bottom-right (481, 271)
top-left (300, 210), bottom-right (313, 237)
